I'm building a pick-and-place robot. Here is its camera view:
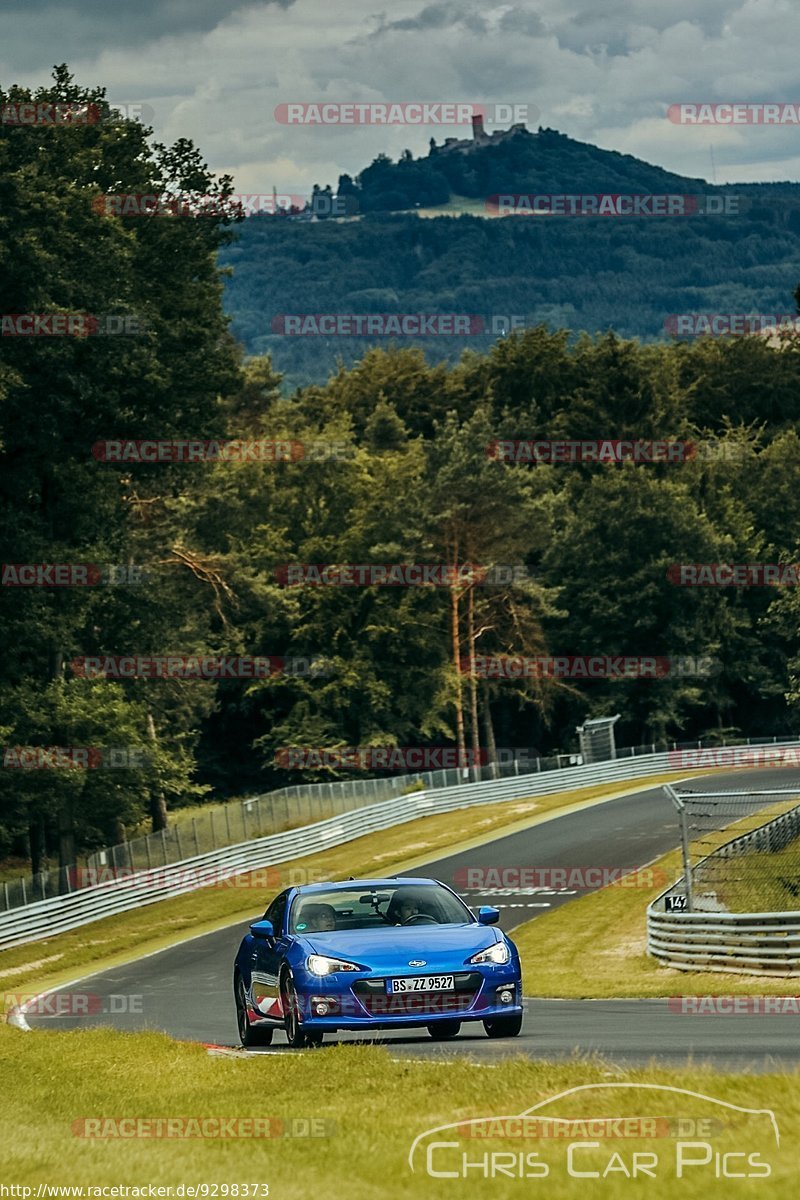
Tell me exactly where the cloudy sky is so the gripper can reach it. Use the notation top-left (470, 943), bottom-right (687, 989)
top-left (0, 0), bottom-right (796, 193)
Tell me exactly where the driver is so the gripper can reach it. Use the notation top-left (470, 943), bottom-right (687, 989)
top-left (388, 890), bottom-right (429, 924)
top-left (397, 896), bottom-right (420, 923)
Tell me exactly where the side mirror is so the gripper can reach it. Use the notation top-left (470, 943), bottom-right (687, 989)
top-left (250, 919), bottom-right (274, 939)
top-left (477, 906), bottom-right (500, 926)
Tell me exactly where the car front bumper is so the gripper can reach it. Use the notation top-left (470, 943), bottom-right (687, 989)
top-left (289, 965), bottom-right (523, 1030)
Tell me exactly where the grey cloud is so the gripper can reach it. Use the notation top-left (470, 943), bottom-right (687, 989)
top-left (497, 9), bottom-right (547, 37)
top-left (369, 2), bottom-right (489, 37)
top-left (0, 1), bottom-right (296, 73)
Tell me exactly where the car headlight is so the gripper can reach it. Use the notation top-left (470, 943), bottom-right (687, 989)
top-left (306, 954), bottom-right (361, 976)
top-left (468, 941), bottom-right (510, 965)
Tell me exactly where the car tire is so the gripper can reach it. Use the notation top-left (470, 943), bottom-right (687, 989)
top-left (483, 1013), bottom-right (523, 1038)
top-left (280, 971), bottom-right (307, 1049)
top-left (426, 1021), bottom-right (462, 1040)
top-left (235, 975), bottom-right (274, 1047)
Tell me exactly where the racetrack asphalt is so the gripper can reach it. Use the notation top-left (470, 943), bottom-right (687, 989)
top-left (22, 768), bottom-right (800, 1071)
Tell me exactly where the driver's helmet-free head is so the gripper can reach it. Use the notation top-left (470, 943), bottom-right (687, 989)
top-left (387, 888), bottom-right (427, 923)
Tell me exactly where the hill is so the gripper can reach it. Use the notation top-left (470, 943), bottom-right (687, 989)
top-left (220, 127), bottom-right (800, 389)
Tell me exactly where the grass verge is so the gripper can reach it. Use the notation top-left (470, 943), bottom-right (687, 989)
top-left (705, 838), bottom-right (800, 913)
top-left (0, 772), bottom-right (694, 1004)
top-left (0, 1022), bottom-right (797, 1197)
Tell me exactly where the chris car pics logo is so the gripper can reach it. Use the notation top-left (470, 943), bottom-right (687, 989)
top-left (408, 1084), bottom-right (779, 1180)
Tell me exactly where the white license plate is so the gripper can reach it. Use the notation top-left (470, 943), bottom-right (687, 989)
top-left (389, 974), bottom-right (455, 993)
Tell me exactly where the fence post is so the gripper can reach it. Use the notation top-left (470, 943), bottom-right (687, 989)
top-left (176, 825), bottom-right (183, 859)
top-left (21, 877), bottom-right (27, 906)
top-left (2, 881), bottom-right (8, 911)
top-left (161, 829), bottom-right (168, 865)
top-left (145, 836), bottom-right (153, 870)
top-left (678, 802), bottom-right (694, 913)
top-left (193, 818), bottom-right (200, 856)
top-left (243, 801), bottom-right (248, 839)
top-left (225, 804), bottom-right (232, 842)
top-left (210, 809), bottom-right (217, 850)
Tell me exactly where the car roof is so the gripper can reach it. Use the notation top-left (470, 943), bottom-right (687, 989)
top-left (291, 877), bottom-right (439, 895)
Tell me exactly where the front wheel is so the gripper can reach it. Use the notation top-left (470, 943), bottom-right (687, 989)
top-left (280, 972), bottom-right (308, 1048)
top-left (427, 1021), bottom-right (461, 1040)
top-left (235, 976), bottom-right (274, 1047)
top-left (483, 1013), bottom-right (523, 1038)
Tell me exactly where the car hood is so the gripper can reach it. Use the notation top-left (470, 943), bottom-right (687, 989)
top-left (301, 923), bottom-right (500, 968)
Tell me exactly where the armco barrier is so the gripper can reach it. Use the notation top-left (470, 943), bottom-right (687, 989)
top-left (648, 793), bottom-right (800, 975)
top-left (3, 742), bottom-right (799, 952)
top-left (648, 910), bottom-right (800, 975)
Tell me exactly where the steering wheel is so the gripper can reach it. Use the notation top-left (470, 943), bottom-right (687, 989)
top-left (403, 913), bottom-right (438, 925)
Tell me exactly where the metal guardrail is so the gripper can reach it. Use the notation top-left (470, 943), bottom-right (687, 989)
top-left (648, 789), bottom-right (800, 976)
top-left (5, 733), bottom-right (799, 914)
top-left (648, 910), bottom-right (800, 975)
top-left (0, 745), bottom-right (734, 952)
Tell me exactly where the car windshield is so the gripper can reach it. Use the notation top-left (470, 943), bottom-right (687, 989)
top-left (289, 884), bottom-right (472, 933)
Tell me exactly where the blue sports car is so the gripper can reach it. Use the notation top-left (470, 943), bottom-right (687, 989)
top-left (233, 876), bottom-right (523, 1047)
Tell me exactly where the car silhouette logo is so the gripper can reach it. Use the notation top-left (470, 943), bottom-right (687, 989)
top-left (408, 960), bottom-right (426, 967)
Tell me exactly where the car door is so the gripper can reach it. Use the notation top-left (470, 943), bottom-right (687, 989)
top-left (249, 890), bottom-right (289, 1021)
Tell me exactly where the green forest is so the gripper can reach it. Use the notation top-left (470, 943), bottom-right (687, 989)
top-left (3, 70), bottom-right (800, 878)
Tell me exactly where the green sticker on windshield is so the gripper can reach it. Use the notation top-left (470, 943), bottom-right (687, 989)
top-left (296, 922), bottom-right (307, 930)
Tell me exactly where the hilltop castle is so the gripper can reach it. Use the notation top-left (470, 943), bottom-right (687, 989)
top-left (430, 114), bottom-right (529, 156)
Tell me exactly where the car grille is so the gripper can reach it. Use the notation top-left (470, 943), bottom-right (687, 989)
top-left (352, 971), bottom-right (482, 1017)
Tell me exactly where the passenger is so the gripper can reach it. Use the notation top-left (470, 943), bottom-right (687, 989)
top-left (304, 903), bottom-right (337, 932)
